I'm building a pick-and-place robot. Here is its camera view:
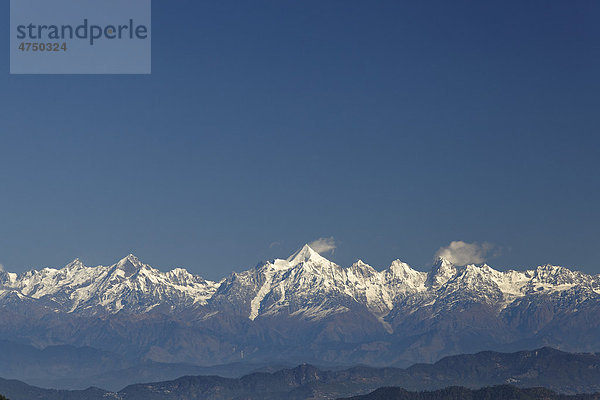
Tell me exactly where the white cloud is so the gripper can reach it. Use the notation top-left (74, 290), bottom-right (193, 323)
top-left (435, 241), bottom-right (494, 266)
top-left (308, 237), bottom-right (337, 255)
top-left (0, 264), bottom-right (4, 272)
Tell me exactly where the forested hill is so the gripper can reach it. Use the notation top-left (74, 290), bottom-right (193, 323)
top-left (341, 385), bottom-right (600, 400)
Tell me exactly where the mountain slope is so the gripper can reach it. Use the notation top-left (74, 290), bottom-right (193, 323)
top-left (342, 386), bottom-right (600, 400)
top-left (1, 347), bottom-right (599, 400)
top-left (0, 255), bottom-right (220, 315)
top-left (1, 246), bottom-right (599, 370)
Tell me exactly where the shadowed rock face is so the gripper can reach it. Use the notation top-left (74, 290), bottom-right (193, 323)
top-left (0, 248), bottom-right (599, 380)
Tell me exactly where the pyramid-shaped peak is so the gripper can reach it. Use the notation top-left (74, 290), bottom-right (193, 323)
top-left (286, 244), bottom-right (329, 265)
top-left (65, 258), bottom-right (86, 270)
top-left (353, 259), bottom-right (370, 267)
top-left (388, 259), bottom-right (416, 274)
top-left (115, 254), bottom-right (144, 277)
top-left (166, 267), bottom-right (198, 284)
top-left (432, 257), bottom-right (459, 273)
top-left (349, 259), bottom-right (376, 273)
top-left (119, 254), bottom-right (141, 264)
top-left (433, 256), bottom-right (454, 268)
top-left (428, 256), bottom-right (458, 287)
top-left (390, 259), bottom-right (412, 268)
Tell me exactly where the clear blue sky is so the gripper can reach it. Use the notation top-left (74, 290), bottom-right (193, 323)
top-left (1, 1), bottom-right (599, 279)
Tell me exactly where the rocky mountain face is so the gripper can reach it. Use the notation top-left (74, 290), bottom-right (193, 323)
top-left (0, 254), bottom-right (219, 315)
top-left (0, 245), bottom-right (599, 383)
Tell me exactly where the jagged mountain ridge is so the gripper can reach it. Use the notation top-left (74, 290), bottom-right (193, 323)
top-left (0, 254), bottom-right (220, 315)
top-left (1, 245), bottom-right (598, 322)
top-left (1, 244), bottom-right (600, 371)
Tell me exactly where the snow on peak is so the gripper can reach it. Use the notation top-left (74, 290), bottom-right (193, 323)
top-left (428, 257), bottom-right (457, 287)
top-left (286, 244), bottom-right (329, 266)
top-left (433, 256), bottom-right (454, 268)
top-left (114, 254), bottom-right (144, 277)
top-left (117, 253), bottom-right (142, 266)
top-left (525, 264), bottom-right (590, 290)
top-left (1, 248), bottom-right (596, 322)
top-left (382, 260), bottom-right (428, 300)
top-left (64, 258), bottom-right (86, 273)
top-left (1, 255), bottom-right (219, 314)
top-left (66, 258), bottom-right (85, 267)
top-left (349, 260), bottom-right (377, 276)
top-left (388, 260), bottom-right (416, 276)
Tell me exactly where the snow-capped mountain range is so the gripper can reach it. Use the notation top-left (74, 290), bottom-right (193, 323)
top-left (0, 254), bottom-right (219, 315)
top-left (1, 244), bottom-right (599, 370)
top-left (1, 244), bottom-right (598, 321)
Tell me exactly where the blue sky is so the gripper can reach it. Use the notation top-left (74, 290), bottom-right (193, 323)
top-left (1, 1), bottom-right (599, 279)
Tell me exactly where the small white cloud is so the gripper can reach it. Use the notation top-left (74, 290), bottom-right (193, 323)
top-left (269, 241), bottom-right (282, 249)
top-left (435, 241), bottom-right (494, 266)
top-left (308, 237), bottom-right (337, 255)
top-left (0, 264), bottom-right (4, 272)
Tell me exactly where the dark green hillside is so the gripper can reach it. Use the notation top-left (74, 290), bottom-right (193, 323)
top-left (1, 348), bottom-right (600, 400)
top-left (0, 378), bottom-right (106, 400)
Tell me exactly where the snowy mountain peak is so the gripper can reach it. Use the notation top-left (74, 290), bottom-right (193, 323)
top-left (65, 258), bottom-right (86, 270)
top-left (1, 248), bottom-right (596, 325)
top-left (433, 256), bottom-right (453, 268)
top-left (384, 260), bottom-right (428, 296)
top-left (428, 257), bottom-right (458, 287)
top-left (118, 253), bottom-right (141, 265)
top-left (286, 244), bottom-right (329, 266)
top-left (530, 264), bottom-right (584, 286)
top-left (388, 259), bottom-right (417, 276)
top-left (115, 254), bottom-right (144, 277)
top-left (349, 260), bottom-right (377, 277)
